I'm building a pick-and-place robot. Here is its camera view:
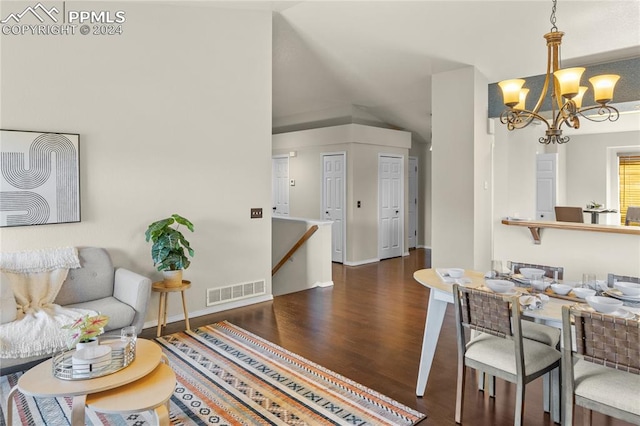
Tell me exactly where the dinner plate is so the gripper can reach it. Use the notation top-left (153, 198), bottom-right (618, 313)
top-left (511, 274), bottom-right (553, 284)
top-left (574, 303), bottom-right (636, 319)
top-left (604, 288), bottom-right (640, 302)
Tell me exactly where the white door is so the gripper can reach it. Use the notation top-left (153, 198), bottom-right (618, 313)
top-left (536, 153), bottom-right (557, 220)
top-left (322, 154), bottom-right (345, 263)
top-left (408, 157), bottom-right (418, 249)
top-left (272, 156), bottom-right (289, 216)
top-left (379, 155), bottom-right (403, 259)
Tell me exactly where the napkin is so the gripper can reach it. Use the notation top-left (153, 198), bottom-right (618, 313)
top-left (436, 269), bottom-right (472, 285)
top-left (519, 294), bottom-right (549, 310)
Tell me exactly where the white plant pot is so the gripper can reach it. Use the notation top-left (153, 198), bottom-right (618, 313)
top-left (163, 270), bottom-right (183, 288)
top-left (76, 338), bottom-right (99, 351)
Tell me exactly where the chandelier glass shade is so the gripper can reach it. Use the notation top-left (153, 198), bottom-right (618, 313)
top-left (498, 0), bottom-right (620, 144)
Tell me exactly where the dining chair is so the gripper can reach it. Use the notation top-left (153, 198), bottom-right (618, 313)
top-left (452, 285), bottom-right (561, 425)
top-left (625, 206), bottom-right (640, 226)
top-left (554, 206), bottom-right (585, 223)
top-left (481, 263), bottom-right (562, 419)
top-left (509, 261), bottom-right (564, 280)
top-left (561, 306), bottom-right (640, 425)
top-left (606, 273), bottom-right (640, 287)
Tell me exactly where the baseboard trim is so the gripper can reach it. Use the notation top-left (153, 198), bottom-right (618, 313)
top-left (315, 280), bottom-right (334, 288)
top-left (143, 293), bottom-right (274, 329)
top-left (344, 258), bottom-right (380, 266)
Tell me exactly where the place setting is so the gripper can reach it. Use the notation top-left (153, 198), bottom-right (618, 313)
top-left (436, 267), bottom-right (472, 285)
top-left (480, 278), bottom-right (552, 311)
top-left (602, 281), bottom-right (640, 305)
top-left (572, 295), bottom-right (638, 319)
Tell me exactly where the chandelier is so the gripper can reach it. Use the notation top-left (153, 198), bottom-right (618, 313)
top-left (498, 0), bottom-right (620, 144)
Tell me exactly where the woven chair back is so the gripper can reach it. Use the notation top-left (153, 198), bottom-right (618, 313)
top-left (572, 307), bottom-right (640, 374)
top-left (459, 287), bottom-right (513, 338)
top-left (509, 261), bottom-right (564, 280)
top-left (607, 273), bottom-right (640, 287)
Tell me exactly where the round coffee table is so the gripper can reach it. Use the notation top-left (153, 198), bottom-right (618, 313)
top-left (6, 339), bottom-right (163, 426)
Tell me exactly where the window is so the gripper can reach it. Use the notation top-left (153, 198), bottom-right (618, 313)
top-left (619, 153), bottom-right (640, 225)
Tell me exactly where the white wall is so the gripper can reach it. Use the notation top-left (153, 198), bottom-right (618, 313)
top-left (0, 2), bottom-right (273, 326)
top-left (431, 66), bottom-right (492, 270)
top-left (565, 131), bottom-right (640, 224)
top-left (272, 123), bottom-right (411, 264)
top-left (493, 111), bottom-right (640, 280)
top-left (272, 217), bottom-right (332, 296)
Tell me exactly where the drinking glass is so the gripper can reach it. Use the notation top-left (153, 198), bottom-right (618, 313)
top-left (491, 260), bottom-right (503, 278)
top-left (121, 326), bottom-right (137, 352)
top-left (531, 272), bottom-right (547, 292)
top-left (582, 273), bottom-right (597, 290)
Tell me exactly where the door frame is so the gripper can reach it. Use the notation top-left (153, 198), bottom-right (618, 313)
top-left (378, 153), bottom-right (405, 260)
top-left (409, 156), bottom-right (418, 249)
top-left (321, 151), bottom-right (347, 263)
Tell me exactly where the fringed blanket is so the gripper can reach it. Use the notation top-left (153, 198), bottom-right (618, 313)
top-left (0, 246), bottom-right (80, 315)
top-left (0, 247), bottom-right (80, 274)
top-left (0, 305), bottom-right (97, 358)
top-left (0, 247), bottom-right (92, 358)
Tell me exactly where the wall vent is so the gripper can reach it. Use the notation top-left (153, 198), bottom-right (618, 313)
top-left (206, 279), bottom-right (266, 306)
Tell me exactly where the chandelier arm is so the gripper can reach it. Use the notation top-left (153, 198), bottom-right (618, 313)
top-left (574, 105), bottom-right (620, 123)
top-left (553, 99), bottom-right (579, 131)
top-left (500, 109), bottom-right (552, 131)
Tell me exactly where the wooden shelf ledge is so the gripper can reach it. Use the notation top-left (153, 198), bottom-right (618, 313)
top-left (501, 219), bottom-right (640, 244)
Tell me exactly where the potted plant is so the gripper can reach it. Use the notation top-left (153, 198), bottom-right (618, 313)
top-left (145, 213), bottom-right (195, 287)
top-left (62, 313), bottom-right (110, 349)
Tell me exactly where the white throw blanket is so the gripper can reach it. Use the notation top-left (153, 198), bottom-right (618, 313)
top-left (0, 305), bottom-right (97, 358)
top-left (0, 247), bottom-right (80, 315)
top-left (0, 247), bottom-right (95, 358)
top-left (0, 246), bottom-right (81, 274)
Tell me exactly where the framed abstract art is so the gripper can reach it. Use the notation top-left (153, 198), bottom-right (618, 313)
top-left (0, 129), bottom-right (80, 227)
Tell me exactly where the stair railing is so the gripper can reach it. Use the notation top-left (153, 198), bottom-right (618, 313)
top-left (272, 225), bottom-right (319, 276)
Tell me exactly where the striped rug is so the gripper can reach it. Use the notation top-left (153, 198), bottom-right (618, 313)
top-left (1, 321), bottom-right (424, 425)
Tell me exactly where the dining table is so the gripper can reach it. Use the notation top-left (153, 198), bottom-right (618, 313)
top-left (412, 268), bottom-right (639, 398)
top-left (583, 207), bottom-right (617, 224)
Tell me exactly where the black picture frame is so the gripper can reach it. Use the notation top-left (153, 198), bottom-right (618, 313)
top-left (0, 129), bottom-right (80, 227)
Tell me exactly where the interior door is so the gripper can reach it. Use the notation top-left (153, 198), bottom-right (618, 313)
top-left (408, 157), bottom-right (418, 249)
top-left (272, 156), bottom-right (289, 216)
top-left (322, 154), bottom-right (345, 263)
top-left (379, 155), bottom-right (403, 259)
top-left (536, 153), bottom-right (557, 220)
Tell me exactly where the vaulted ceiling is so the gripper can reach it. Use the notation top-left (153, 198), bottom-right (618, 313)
top-left (272, 1), bottom-right (640, 143)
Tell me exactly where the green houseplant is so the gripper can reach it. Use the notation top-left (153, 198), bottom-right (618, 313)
top-left (145, 213), bottom-right (194, 287)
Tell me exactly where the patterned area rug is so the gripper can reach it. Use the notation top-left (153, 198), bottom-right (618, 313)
top-left (0, 321), bottom-right (425, 425)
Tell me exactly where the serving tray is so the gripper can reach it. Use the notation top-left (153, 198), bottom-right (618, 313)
top-left (52, 338), bottom-right (135, 381)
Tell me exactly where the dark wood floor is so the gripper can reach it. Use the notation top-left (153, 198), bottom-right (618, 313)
top-left (140, 249), bottom-right (630, 426)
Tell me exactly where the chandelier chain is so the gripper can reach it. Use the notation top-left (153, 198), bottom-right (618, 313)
top-left (549, 0), bottom-right (558, 32)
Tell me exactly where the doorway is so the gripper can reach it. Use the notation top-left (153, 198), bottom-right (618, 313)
top-left (379, 155), bottom-right (404, 259)
top-left (322, 153), bottom-right (346, 263)
top-left (272, 156), bottom-right (289, 216)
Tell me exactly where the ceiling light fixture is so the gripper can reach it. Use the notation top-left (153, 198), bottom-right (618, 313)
top-left (498, 0), bottom-right (620, 144)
